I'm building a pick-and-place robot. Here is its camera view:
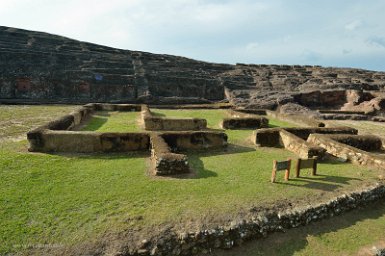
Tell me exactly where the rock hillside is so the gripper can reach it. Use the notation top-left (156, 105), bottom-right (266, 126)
top-left (1, 26), bottom-right (385, 108)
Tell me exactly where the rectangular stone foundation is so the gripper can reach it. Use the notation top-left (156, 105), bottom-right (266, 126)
top-left (27, 103), bottom-right (149, 152)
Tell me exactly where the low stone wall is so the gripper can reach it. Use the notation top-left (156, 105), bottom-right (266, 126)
top-left (91, 103), bottom-right (142, 112)
top-left (27, 105), bottom-right (94, 150)
top-left (30, 103), bottom-right (141, 135)
top-left (318, 110), bottom-right (366, 115)
top-left (27, 103), bottom-right (148, 152)
top-left (30, 106), bottom-right (93, 132)
top-left (28, 130), bottom-right (150, 153)
top-left (266, 110), bottom-right (325, 127)
top-left (307, 134), bottom-right (385, 168)
top-left (150, 134), bottom-right (189, 175)
top-left (316, 110), bottom-right (385, 122)
top-left (279, 130), bottom-right (326, 158)
top-left (287, 127), bottom-right (358, 140)
top-left (320, 113), bottom-right (385, 122)
top-left (130, 183), bottom-right (385, 256)
top-left (141, 105), bottom-right (207, 131)
top-left (254, 127), bottom-right (358, 147)
top-left (325, 134), bottom-right (383, 152)
top-left (222, 117), bottom-right (268, 129)
top-left (146, 117), bottom-right (207, 131)
top-left (320, 113), bottom-right (369, 120)
top-left (161, 131), bottom-right (228, 150)
top-left (150, 103), bottom-right (232, 109)
top-left (232, 109), bottom-right (267, 116)
top-left (140, 104), bottom-right (153, 119)
top-left (221, 109), bottom-right (269, 129)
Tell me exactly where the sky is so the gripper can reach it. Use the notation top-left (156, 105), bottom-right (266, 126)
top-left (1, 0), bottom-right (385, 71)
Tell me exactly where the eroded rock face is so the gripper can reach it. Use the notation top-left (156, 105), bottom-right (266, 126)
top-left (1, 26), bottom-right (385, 107)
top-left (277, 103), bottom-right (320, 119)
top-left (342, 95), bottom-right (385, 115)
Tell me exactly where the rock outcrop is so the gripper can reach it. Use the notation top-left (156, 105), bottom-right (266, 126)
top-left (1, 26), bottom-right (385, 108)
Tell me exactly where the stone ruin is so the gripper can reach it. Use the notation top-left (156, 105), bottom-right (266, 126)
top-left (27, 100), bottom-right (385, 176)
top-left (3, 25), bottom-right (385, 255)
top-left (254, 126), bottom-right (385, 170)
top-left (27, 103), bottom-right (228, 176)
top-left (24, 102), bottom-right (385, 255)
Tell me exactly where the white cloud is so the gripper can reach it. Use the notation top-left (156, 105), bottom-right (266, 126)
top-left (345, 20), bottom-right (363, 31)
top-left (342, 49), bottom-right (352, 55)
top-left (366, 36), bottom-right (385, 48)
top-left (0, 0), bottom-right (385, 70)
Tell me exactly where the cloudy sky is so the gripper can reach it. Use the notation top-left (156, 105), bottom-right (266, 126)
top-left (1, 0), bottom-right (385, 71)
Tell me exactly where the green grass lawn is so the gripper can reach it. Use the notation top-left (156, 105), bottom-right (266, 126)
top-left (0, 105), bottom-right (78, 140)
top-left (0, 106), bottom-right (384, 255)
top-left (80, 111), bottom-right (141, 132)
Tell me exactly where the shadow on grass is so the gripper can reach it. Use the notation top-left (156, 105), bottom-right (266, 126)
top-left (274, 173), bottom-right (362, 192)
top-left (273, 158), bottom-right (363, 191)
top-left (177, 143), bottom-right (256, 158)
top-left (207, 201), bottom-right (385, 256)
top-left (81, 112), bottom-right (110, 131)
top-left (47, 143), bottom-right (255, 180)
top-left (150, 111), bottom-right (166, 117)
top-left (168, 155), bottom-right (218, 180)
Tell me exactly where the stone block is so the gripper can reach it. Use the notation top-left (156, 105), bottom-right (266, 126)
top-left (222, 117), bottom-right (268, 129)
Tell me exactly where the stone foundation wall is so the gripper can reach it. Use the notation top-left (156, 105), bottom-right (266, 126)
top-left (324, 134), bottom-right (383, 151)
top-left (34, 105), bottom-right (93, 132)
top-left (150, 103), bottom-right (232, 109)
top-left (279, 130), bottom-right (326, 158)
top-left (145, 117), bottom-right (207, 131)
top-left (221, 109), bottom-right (269, 129)
top-left (287, 127), bottom-right (358, 140)
top-left (27, 105), bottom-right (94, 150)
top-left (141, 104), bottom-right (207, 131)
top-left (150, 134), bottom-right (189, 175)
top-left (232, 109), bottom-right (267, 116)
top-left (91, 103), bottom-right (142, 112)
top-left (27, 103), bottom-right (148, 152)
top-left (222, 117), bottom-right (268, 129)
top-left (131, 183), bottom-right (385, 255)
top-left (254, 127), bottom-right (358, 147)
top-left (320, 113), bottom-right (369, 120)
top-left (161, 131), bottom-right (228, 150)
top-left (31, 103), bottom-right (142, 132)
top-left (149, 131), bottom-right (227, 175)
top-left (318, 110), bottom-right (366, 115)
top-left (307, 134), bottom-right (385, 168)
top-left (28, 130), bottom-right (150, 153)
top-left (320, 113), bottom-right (385, 122)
